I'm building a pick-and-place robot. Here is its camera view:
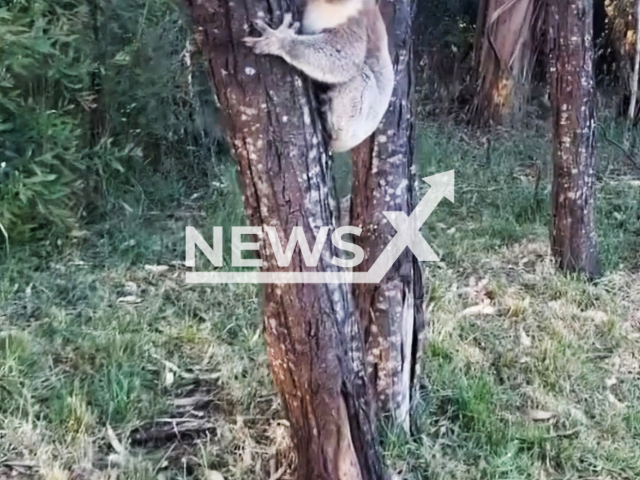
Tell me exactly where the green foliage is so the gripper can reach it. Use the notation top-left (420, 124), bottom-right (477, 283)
top-left (0, 0), bottom-right (220, 247)
top-left (0, 0), bottom-right (93, 239)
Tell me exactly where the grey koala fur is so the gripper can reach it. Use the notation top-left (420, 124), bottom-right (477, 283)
top-left (243, 0), bottom-right (394, 153)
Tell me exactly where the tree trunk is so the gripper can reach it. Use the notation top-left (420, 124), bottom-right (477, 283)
top-left (472, 0), bottom-right (542, 126)
top-left (625, 0), bottom-right (640, 148)
top-left (182, 1), bottom-right (386, 479)
top-left (87, 0), bottom-right (104, 146)
top-left (351, 0), bottom-right (425, 432)
top-left (548, 0), bottom-right (600, 278)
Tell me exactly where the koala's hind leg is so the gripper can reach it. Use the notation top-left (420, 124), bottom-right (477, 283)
top-left (326, 68), bottom-right (381, 153)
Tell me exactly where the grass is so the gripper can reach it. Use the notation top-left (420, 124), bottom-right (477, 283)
top-left (1, 121), bottom-right (640, 479)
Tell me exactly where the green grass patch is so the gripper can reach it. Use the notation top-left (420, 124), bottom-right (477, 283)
top-left (1, 123), bottom-right (639, 479)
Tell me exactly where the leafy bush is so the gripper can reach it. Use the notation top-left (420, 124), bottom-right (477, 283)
top-left (0, 0), bottom-right (221, 247)
top-left (0, 1), bottom-right (95, 240)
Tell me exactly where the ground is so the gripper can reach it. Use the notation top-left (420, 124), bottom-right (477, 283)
top-left (1, 123), bottom-right (639, 480)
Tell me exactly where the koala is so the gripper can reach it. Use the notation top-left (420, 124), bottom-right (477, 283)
top-left (243, 0), bottom-right (394, 153)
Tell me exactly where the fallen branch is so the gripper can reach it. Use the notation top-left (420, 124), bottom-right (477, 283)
top-left (131, 420), bottom-right (215, 445)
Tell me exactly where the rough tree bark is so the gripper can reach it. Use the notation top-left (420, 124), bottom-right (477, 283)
top-left (472, 0), bottom-right (543, 126)
top-left (548, 0), bottom-right (600, 278)
top-left (182, 1), bottom-right (386, 479)
top-left (351, 0), bottom-right (425, 432)
top-left (625, 0), bottom-right (640, 148)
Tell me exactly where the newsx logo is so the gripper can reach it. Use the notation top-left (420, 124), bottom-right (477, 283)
top-left (185, 171), bottom-right (454, 284)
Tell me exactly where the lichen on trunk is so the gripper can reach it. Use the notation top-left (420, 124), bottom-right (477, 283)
top-left (548, 0), bottom-right (600, 278)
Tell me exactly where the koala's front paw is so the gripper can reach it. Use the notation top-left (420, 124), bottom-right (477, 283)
top-left (243, 13), bottom-right (299, 56)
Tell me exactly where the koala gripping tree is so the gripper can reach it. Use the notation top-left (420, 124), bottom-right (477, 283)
top-left (182, 0), bottom-right (423, 478)
top-left (183, 0), bottom-right (423, 478)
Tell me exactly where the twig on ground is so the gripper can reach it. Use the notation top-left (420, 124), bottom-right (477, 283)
top-left (599, 125), bottom-right (640, 172)
top-left (131, 420), bottom-right (215, 444)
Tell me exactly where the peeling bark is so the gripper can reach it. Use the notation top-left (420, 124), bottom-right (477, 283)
top-left (182, 1), bottom-right (386, 479)
top-left (548, 0), bottom-right (600, 278)
top-left (351, 0), bottom-right (425, 431)
top-left (472, 0), bottom-right (543, 126)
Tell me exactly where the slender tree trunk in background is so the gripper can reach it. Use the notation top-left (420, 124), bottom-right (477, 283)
top-left (351, 0), bottom-right (425, 432)
top-left (182, 1), bottom-right (386, 479)
top-left (624, 0), bottom-right (640, 148)
top-left (87, 0), bottom-right (104, 146)
top-left (472, 0), bottom-right (542, 126)
top-left (548, 0), bottom-right (600, 278)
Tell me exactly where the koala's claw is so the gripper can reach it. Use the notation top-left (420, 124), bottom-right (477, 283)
top-left (243, 13), bottom-right (299, 56)
top-left (278, 13), bottom-right (300, 33)
top-left (280, 13), bottom-right (296, 30)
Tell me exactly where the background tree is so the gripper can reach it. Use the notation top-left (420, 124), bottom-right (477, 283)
top-left (548, 0), bottom-right (600, 277)
top-left (471, 0), bottom-right (544, 126)
top-left (603, 0), bottom-right (638, 89)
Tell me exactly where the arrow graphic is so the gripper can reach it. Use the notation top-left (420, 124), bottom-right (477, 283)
top-left (360, 170), bottom-right (455, 283)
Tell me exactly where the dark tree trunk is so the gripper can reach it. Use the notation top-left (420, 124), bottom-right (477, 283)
top-left (548, 0), bottom-right (600, 278)
top-left (87, 0), bottom-right (104, 146)
top-left (182, 1), bottom-right (386, 479)
top-left (351, 0), bottom-right (425, 431)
